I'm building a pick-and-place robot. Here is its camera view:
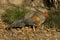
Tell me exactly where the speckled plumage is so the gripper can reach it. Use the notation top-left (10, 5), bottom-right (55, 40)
top-left (6, 11), bottom-right (48, 30)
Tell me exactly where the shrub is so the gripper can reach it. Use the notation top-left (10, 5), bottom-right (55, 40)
top-left (1, 7), bottom-right (28, 24)
top-left (44, 10), bottom-right (60, 28)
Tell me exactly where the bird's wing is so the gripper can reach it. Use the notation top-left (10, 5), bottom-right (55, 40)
top-left (9, 19), bottom-right (25, 28)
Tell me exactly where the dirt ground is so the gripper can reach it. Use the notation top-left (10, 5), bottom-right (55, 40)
top-left (0, 9), bottom-right (60, 40)
top-left (0, 18), bottom-right (60, 40)
top-left (0, 25), bottom-right (60, 40)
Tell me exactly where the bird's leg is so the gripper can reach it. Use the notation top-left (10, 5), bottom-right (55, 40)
top-left (41, 24), bottom-right (45, 30)
top-left (33, 25), bottom-right (36, 32)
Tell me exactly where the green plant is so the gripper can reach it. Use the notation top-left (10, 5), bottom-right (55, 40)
top-left (44, 10), bottom-right (60, 28)
top-left (2, 7), bottom-right (28, 24)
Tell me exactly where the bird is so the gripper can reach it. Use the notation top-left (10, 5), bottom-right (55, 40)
top-left (5, 11), bottom-right (48, 31)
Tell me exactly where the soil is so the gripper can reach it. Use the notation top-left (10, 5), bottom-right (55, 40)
top-left (0, 20), bottom-right (60, 40)
top-left (0, 7), bottom-right (60, 40)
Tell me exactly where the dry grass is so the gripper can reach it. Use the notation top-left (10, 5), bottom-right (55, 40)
top-left (0, 9), bottom-right (60, 40)
top-left (0, 22), bottom-right (60, 40)
top-left (0, 0), bottom-right (60, 40)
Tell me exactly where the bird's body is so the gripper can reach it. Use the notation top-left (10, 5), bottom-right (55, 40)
top-left (6, 11), bottom-right (48, 30)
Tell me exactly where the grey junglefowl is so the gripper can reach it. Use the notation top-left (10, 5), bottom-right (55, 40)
top-left (6, 11), bottom-right (48, 30)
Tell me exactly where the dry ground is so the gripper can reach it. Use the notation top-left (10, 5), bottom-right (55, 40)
top-left (0, 24), bottom-right (60, 40)
top-left (0, 9), bottom-right (60, 40)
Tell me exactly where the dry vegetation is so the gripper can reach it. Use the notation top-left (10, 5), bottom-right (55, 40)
top-left (0, 24), bottom-right (60, 40)
top-left (0, 10), bottom-right (60, 40)
top-left (0, 0), bottom-right (60, 40)
top-left (0, 15), bottom-right (60, 40)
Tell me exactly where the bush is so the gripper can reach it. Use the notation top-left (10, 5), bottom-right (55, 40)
top-left (44, 10), bottom-right (60, 28)
top-left (2, 7), bottom-right (28, 24)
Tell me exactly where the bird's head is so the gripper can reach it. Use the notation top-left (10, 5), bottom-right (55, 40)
top-left (44, 11), bottom-right (49, 18)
